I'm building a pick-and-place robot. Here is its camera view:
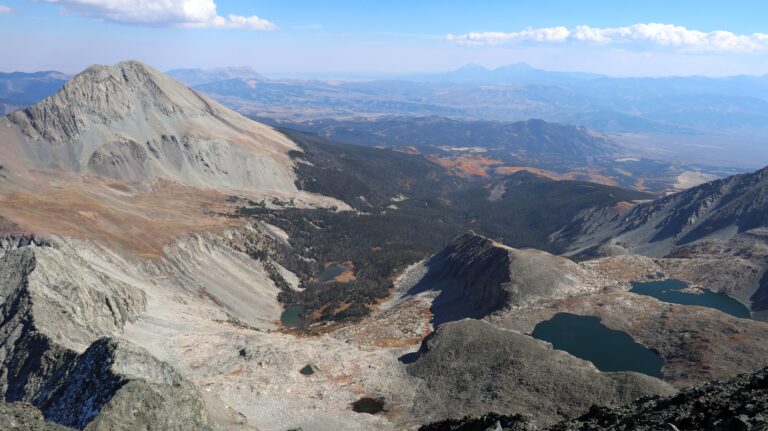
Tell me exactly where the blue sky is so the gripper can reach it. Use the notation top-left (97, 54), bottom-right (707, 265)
top-left (2, 0), bottom-right (768, 77)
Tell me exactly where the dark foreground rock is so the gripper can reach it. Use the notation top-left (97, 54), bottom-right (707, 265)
top-left (552, 366), bottom-right (768, 431)
top-left (39, 338), bottom-right (215, 430)
top-left (0, 402), bottom-right (73, 430)
top-left (420, 366), bottom-right (768, 431)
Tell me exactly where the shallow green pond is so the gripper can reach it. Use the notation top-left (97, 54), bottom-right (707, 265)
top-left (281, 304), bottom-right (308, 328)
top-left (630, 279), bottom-right (750, 319)
top-left (532, 313), bottom-right (664, 378)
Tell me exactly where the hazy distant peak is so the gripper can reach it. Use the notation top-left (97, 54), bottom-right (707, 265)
top-left (493, 62), bottom-right (535, 71)
top-left (416, 62), bottom-right (600, 84)
top-left (455, 63), bottom-right (489, 72)
top-left (166, 66), bottom-right (267, 86)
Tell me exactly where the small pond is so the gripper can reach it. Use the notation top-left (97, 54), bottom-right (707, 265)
top-left (532, 313), bottom-right (664, 378)
top-left (351, 397), bottom-right (386, 415)
top-left (319, 263), bottom-right (347, 282)
top-left (281, 304), bottom-right (308, 329)
top-left (299, 365), bottom-right (314, 375)
top-left (630, 279), bottom-right (751, 319)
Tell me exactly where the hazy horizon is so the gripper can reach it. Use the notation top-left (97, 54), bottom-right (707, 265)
top-left (3, 0), bottom-right (768, 77)
top-left (3, 61), bottom-right (768, 81)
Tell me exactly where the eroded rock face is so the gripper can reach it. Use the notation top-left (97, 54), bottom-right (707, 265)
top-left (406, 319), bottom-right (675, 427)
top-left (0, 239), bottom-right (213, 430)
top-left (39, 338), bottom-right (214, 431)
top-left (0, 245), bottom-right (79, 403)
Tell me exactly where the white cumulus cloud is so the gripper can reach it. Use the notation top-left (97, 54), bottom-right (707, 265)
top-left (447, 23), bottom-right (768, 53)
top-left (39, 0), bottom-right (277, 30)
top-left (0, 5), bottom-right (12, 13)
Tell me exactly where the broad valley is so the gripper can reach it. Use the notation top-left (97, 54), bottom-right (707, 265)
top-left (1, 3), bottom-right (768, 430)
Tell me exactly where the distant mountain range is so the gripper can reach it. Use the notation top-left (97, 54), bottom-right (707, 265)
top-left (8, 64), bottom-right (768, 135)
top-left (274, 116), bottom-right (617, 159)
top-left (166, 66), bottom-right (267, 86)
top-left (268, 115), bottom-right (744, 193)
top-left (0, 71), bottom-right (70, 114)
top-left (4, 63), bottom-right (768, 165)
top-left (406, 62), bottom-right (603, 84)
top-left (183, 64), bottom-right (768, 164)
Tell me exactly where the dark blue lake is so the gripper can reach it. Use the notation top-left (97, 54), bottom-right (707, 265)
top-left (532, 313), bottom-right (664, 378)
top-left (630, 279), bottom-right (751, 319)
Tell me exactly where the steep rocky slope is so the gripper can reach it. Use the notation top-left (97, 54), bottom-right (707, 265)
top-left (0, 239), bottom-right (219, 429)
top-left (0, 225), bottom-right (419, 430)
top-left (395, 233), bottom-right (599, 325)
top-left (36, 338), bottom-right (214, 430)
top-left (551, 366), bottom-right (768, 431)
top-left (0, 61), bottom-right (345, 256)
top-left (560, 165), bottom-right (768, 257)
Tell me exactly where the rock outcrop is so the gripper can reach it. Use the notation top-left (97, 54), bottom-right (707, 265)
top-left (0, 402), bottom-right (74, 430)
top-left (406, 319), bottom-right (675, 427)
top-left (40, 338), bottom-right (214, 430)
top-left (420, 364), bottom-right (768, 430)
top-left (551, 366), bottom-right (768, 431)
top-left (0, 238), bottom-right (215, 429)
top-left (400, 233), bottom-right (597, 325)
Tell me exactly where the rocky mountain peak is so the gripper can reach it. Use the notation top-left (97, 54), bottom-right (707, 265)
top-left (7, 60), bottom-right (219, 143)
top-left (0, 60), bottom-right (320, 195)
